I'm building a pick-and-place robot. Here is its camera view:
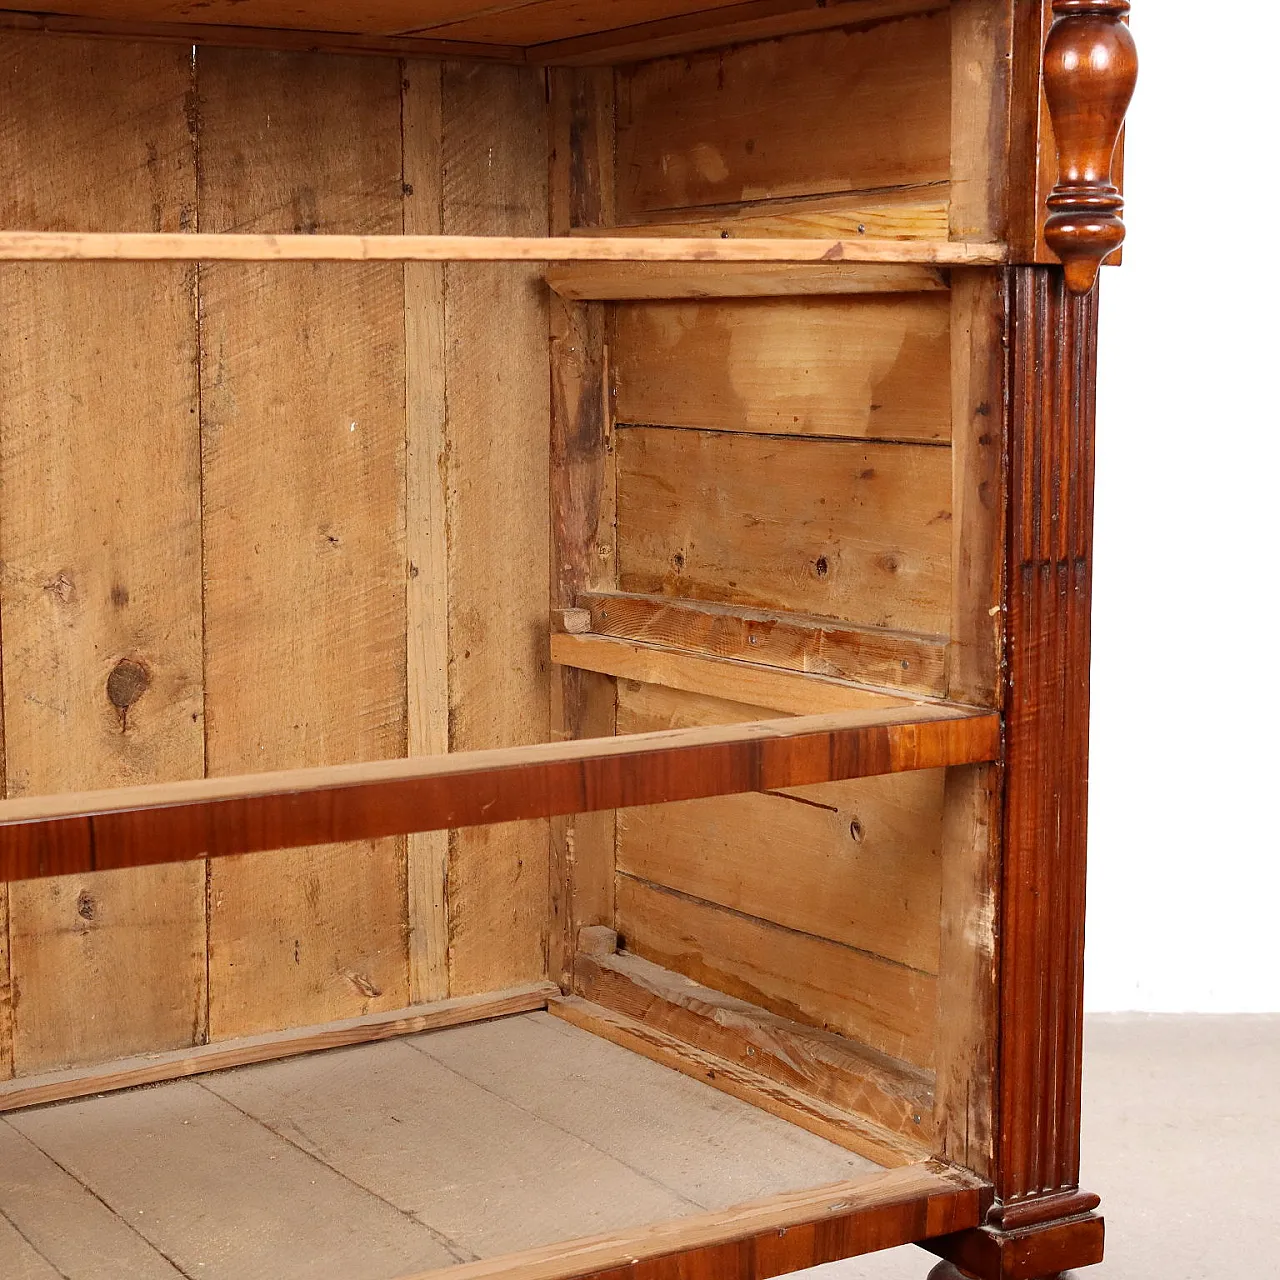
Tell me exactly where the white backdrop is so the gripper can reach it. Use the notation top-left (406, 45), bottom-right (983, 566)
top-left (1087, 0), bottom-right (1280, 1011)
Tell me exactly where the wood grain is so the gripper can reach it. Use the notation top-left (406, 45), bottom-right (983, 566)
top-left (394, 1156), bottom-right (984, 1280)
top-left (575, 945), bottom-right (934, 1145)
top-left (0, 705), bottom-right (1003, 881)
top-left (933, 764), bottom-right (1000, 1180)
top-left (950, 0), bottom-right (1015, 244)
top-left (615, 672), bottom-right (945, 975)
top-left (616, 778), bottom-right (944, 973)
top-left (0, 8), bottom-right (523, 60)
top-left (1042, 0), bottom-right (1138, 293)
top-left (441, 61), bottom-right (551, 997)
top-left (615, 16), bottom-right (950, 215)
top-left (579, 592), bottom-right (948, 698)
top-left (947, 271), bottom-right (1007, 706)
top-left (997, 267), bottom-right (1099, 1207)
top-left (0, 983), bottom-right (556, 1114)
top-left (197, 48), bottom-right (410, 1038)
top-left (0, 1120), bottom-right (184, 1279)
top-left (598, 189), bottom-right (950, 243)
top-left (546, 262), bottom-right (949, 299)
top-left (550, 996), bottom-right (924, 1165)
top-left (0, 884), bottom-right (10, 1080)
top-left (417, 0), bottom-right (757, 43)
top-left (616, 878), bottom-right (936, 1067)
top-left (0, 34), bottom-right (207, 1075)
top-left (613, 296), bottom-right (951, 442)
top-left (616, 428), bottom-right (953, 635)
top-left (554, 635), bottom-right (920, 715)
top-left (0, 230), bottom-right (1007, 265)
top-left (548, 67), bottom-right (619, 988)
top-left (535, 0), bottom-right (947, 65)
top-left (403, 60), bottom-right (451, 1006)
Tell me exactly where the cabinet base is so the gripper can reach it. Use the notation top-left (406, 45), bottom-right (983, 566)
top-left (922, 1211), bottom-right (1104, 1280)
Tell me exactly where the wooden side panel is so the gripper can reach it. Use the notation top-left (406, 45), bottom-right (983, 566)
top-left (441, 61), bottom-right (551, 996)
top-left (198, 49), bottom-right (410, 1038)
top-left (0, 35), bottom-right (207, 1074)
top-left (616, 428), bottom-right (953, 634)
top-left (617, 783), bottom-right (943, 973)
top-left (616, 684), bottom-right (944, 974)
top-left (616, 877), bottom-right (935, 1068)
top-left (614, 14), bottom-right (951, 216)
top-left (613, 296), bottom-right (952, 443)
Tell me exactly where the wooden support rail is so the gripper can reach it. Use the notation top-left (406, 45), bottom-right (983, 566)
top-left (0, 706), bottom-right (1000, 883)
top-left (544, 261), bottom-right (951, 299)
top-left (0, 231), bottom-right (1008, 265)
top-left (398, 1163), bottom-right (988, 1280)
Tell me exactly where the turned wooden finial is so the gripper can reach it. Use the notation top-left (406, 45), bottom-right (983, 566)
top-left (1043, 0), bottom-right (1138, 294)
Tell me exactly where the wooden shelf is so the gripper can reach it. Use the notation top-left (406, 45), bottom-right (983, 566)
top-left (0, 705), bottom-right (1000, 883)
top-left (0, 231), bottom-right (1009, 266)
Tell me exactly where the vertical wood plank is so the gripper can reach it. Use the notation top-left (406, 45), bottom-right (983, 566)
top-left (442, 61), bottom-right (551, 995)
top-left (548, 66), bottom-right (618, 988)
top-left (0, 34), bottom-right (207, 1074)
top-left (934, 762), bottom-right (1000, 1180)
top-left (403, 60), bottom-right (451, 1005)
top-left (947, 270), bottom-right (1006, 706)
top-left (950, 0), bottom-right (1016, 243)
top-left (198, 48), bottom-right (411, 1037)
top-left (0, 886), bottom-right (10, 1080)
top-left (0, 619), bottom-right (8, 1081)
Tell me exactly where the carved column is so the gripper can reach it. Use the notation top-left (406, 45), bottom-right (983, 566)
top-left (1043, 0), bottom-right (1138, 294)
top-left (924, 268), bottom-right (1105, 1279)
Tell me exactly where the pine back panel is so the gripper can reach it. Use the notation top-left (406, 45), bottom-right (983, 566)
top-left (0, 34), bottom-right (551, 1077)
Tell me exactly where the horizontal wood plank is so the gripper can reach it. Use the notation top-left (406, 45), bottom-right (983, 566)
top-left (616, 428), bottom-right (954, 634)
top-left (613, 295), bottom-right (952, 442)
top-left (546, 262), bottom-right (948, 299)
top-left (575, 946), bottom-right (934, 1145)
top-left (0, 984), bottom-right (556, 1114)
top-left (615, 16), bottom-right (951, 215)
top-left (398, 1152), bottom-right (983, 1280)
top-left (553, 634), bottom-right (925, 713)
top-left (0, 231), bottom-right (1006, 264)
top-left (0, 707), bottom-right (1001, 882)
top-left (0, 8), bottom-right (525, 59)
top-left (616, 878), bottom-right (936, 1066)
top-left (578, 593), bottom-right (948, 697)
top-left (534, 0), bottom-right (946, 64)
top-left (616, 772), bottom-right (946, 973)
top-left (595, 190), bottom-right (950, 243)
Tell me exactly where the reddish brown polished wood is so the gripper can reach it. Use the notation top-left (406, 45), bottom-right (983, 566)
top-left (924, 1211), bottom-right (1104, 1280)
top-left (1043, 0), bottom-right (1138, 293)
top-left (566, 1178), bottom-right (986, 1280)
top-left (0, 708), bottom-right (1000, 884)
top-left (927, 268), bottom-right (1103, 1278)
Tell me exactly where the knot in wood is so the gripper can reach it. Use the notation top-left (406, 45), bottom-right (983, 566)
top-left (106, 658), bottom-right (151, 713)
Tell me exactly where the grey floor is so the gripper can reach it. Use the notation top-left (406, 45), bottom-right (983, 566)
top-left (808, 1015), bottom-right (1280, 1280)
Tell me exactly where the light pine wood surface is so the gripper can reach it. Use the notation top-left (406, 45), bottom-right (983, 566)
top-left (0, 1012), bottom-right (885, 1279)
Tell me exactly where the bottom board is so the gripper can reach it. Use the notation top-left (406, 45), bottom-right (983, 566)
top-left (0, 1011), bottom-right (883, 1280)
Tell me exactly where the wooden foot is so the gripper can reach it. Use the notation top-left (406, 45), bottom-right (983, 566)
top-left (922, 1210), bottom-right (1104, 1280)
